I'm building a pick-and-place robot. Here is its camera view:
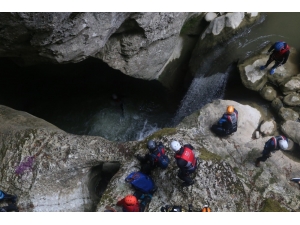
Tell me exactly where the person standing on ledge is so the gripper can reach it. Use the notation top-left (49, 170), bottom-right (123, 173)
top-left (260, 41), bottom-right (290, 75)
top-left (170, 140), bottom-right (198, 187)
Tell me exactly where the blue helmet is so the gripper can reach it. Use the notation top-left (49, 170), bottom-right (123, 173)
top-left (274, 42), bottom-right (284, 51)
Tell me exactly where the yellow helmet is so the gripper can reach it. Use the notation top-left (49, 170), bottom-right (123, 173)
top-left (227, 105), bottom-right (234, 114)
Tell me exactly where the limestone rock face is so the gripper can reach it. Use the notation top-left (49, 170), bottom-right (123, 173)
top-left (0, 105), bottom-right (126, 212)
top-left (0, 12), bottom-right (192, 82)
top-left (95, 12), bottom-right (190, 80)
top-left (1, 100), bottom-right (300, 212)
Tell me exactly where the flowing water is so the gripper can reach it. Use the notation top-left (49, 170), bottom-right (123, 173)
top-left (173, 12), bottom-right (300, 125)
top-left (1, 12), bottom-right (300, 142)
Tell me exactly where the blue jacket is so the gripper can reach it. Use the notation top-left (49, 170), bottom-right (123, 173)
top-left (218, 109), bottom-right (238, 134)
top-left (263, 136), bottom-right (288, 155)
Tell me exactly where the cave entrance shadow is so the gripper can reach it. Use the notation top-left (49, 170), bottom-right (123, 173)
top-left (88, 161), bottom-right (120, 211)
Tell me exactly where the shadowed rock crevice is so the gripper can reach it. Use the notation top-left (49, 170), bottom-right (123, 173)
top-left (88, 162), bottom-right (120, 211)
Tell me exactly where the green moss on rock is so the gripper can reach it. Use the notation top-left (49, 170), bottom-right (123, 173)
top-left (260, 198), bottom-right (289, 212)
top-left (180, 14), bottom-right (204, 35)
top-left (200, 148), bottom-right (222, 162)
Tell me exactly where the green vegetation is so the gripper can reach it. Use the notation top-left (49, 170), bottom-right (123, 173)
top-left (147, 128), bottom-right (177, 140)
top-left (199, 148), bottom-right (222, 162)
top-left (260, 198), bottom-right (289, 212)
top-left (253, 168), bottom-right (263, 181)
top-left (180, 14), bottom-right (203, 35)
top-left (269, 177), bottom-right (278, 185)
top-left (138, 128), bottom-right (177, 148)
top-left (233, 167), bottom-right (239, 173)
top-left (244, 148), bottom-right (261, 164)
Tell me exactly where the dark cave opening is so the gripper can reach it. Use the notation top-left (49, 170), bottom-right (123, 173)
top-left (0, 57), bottom-right (184, 141)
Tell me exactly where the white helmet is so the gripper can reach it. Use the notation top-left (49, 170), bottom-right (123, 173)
top-left (170, 140), bottom-right (181, 152)
top-left (279, 140), bottom-right (288, 150)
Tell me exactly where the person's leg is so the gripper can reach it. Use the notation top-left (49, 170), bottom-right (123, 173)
top-left (211, 125), bottom-right (226, 136)
top-left (133, 190), bottom-right (144, 199)
top-left (271, 60), bottom-right (281, 69)
top-left (2, 204), bottom-right (19, 212)
top-left (269, 60), bottom-right (281, 74)
top-left (2, 193), bottom-right (17, 204)
top-left (260, 56), bottom-right (274, 70)
top-left (255, 155), bottom-right (269, 167)
top-left (139, 195), bottom-right (152, 212)
top-left (177, 170), bottom-right (194, 186)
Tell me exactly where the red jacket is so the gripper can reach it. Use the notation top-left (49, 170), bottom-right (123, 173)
top-left (175, 145), bottom-right (197, 171)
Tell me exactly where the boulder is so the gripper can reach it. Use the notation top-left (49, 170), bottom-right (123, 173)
top-left (225, 12), bottom-right (245, 29)
top-left (180, 99), bottom-right (262, 144)
top-left (259, 85), bottom-right (277, 101)
top-left (259, 120), bottom-right (277, 136)
top-left (271, 97), bottom-right (284, 113)
top-left (281, 120), bottom-right (300, 145)
top-left (238, 57), bottom-right (268, 91)
top-left (278, 107), bottom-right (299, 122)
top-left (205, 12), bottom-right (218, 22)
top-left (246, 12), bottom-right (259, 17)
top-left (211, 15), bottom-right (226, 36)
top-left (283, 93), bottom-right (300, 106)
top-left (201, 12), bottom-right (248, 39)
top-left (279, 74), bottom-right (300, 95)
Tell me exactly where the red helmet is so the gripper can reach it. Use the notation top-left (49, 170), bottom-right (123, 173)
top-left (124, 195), bottom-right (137, 205)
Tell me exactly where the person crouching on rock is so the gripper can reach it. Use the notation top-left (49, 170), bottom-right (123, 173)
top-left (255, 135), bottom-right (288, 167)
top-left (211, 105), bottom-right (238, 137)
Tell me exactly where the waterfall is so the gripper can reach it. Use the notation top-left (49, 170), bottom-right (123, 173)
top-left (171, 63), bottom-right (239, 126)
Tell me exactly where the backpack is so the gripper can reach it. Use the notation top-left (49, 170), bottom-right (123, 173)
top-left (125, 171), bottom-right (156, 194)
top-left (151, 145), bottom-right (170, 169)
